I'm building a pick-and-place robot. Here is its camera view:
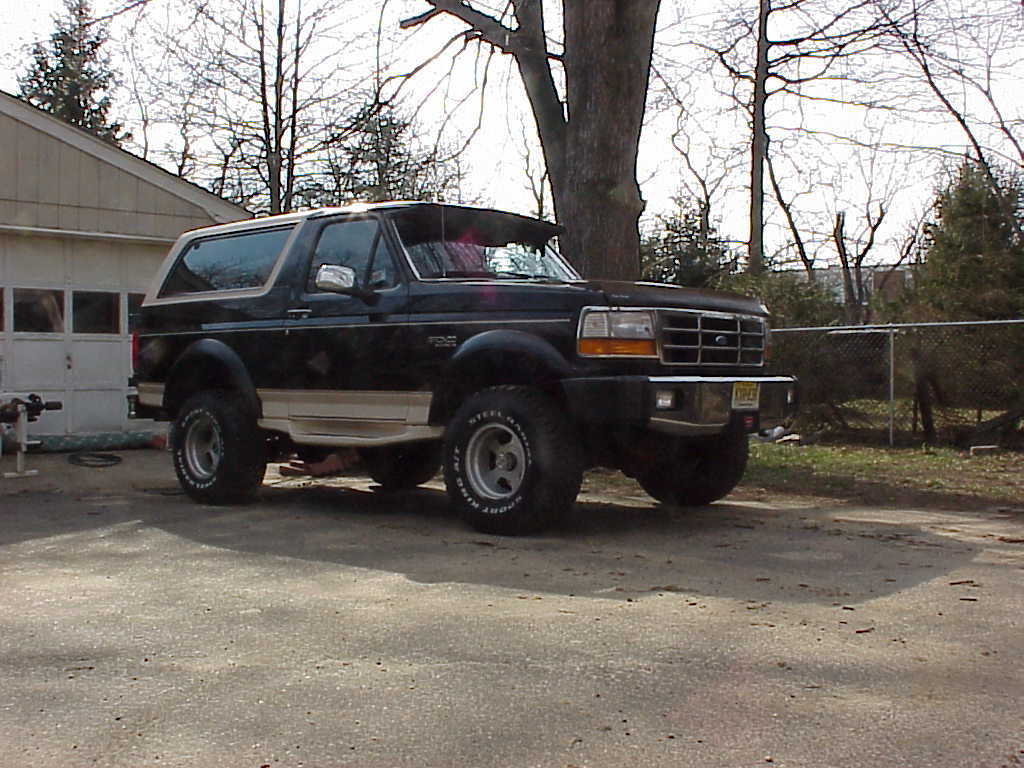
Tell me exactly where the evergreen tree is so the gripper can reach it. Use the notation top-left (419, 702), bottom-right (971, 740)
top-left (18, 0), bottom-right (127, 145)
top-left (913, 161), bottom-right (1024, 320)
top-left (640, 202), bottom-right (734, 288)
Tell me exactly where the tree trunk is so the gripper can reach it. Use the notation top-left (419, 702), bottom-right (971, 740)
top-left (833, 211), bottom-right (863, 324)
top-left (558, 0), bottom-right (659, 280)
top-left (767, 150), bottom-right (814, 277)
top-left (748, 0), bottom-right (770, 276)
top-left (404, 0), bottom-right (659, 280)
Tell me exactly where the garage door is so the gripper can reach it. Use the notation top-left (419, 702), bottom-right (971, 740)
top-left (2, 286), bottom-right (143, 435)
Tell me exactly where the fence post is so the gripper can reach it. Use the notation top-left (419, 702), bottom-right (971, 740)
top-left (888, 327), bottom-right (896, 447)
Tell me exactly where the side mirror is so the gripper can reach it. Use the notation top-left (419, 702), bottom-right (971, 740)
top-left (315, 264), bottom-right (377, 303)
top-left (315, 264), bottom-right (357, 292)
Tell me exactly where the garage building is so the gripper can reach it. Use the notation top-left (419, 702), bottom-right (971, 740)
top-left (0, 91), bottom-right (247, 445)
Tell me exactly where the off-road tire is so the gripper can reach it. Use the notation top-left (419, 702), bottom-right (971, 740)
top-left (172, 390), bottom-right (267, 504)
top-left (359, 441), bottom-right (443, 490)
top-left (638, 423), bottom-right (749, 507)
top-left (444, 386), bottom-right (582, 536)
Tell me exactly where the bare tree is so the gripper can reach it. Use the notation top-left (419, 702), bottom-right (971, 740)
top-left (651, 58), bottom-right (748, 259)
top-left (832, 205), bottom-right (886, 322)
top-left (874, 206), bottom-right (927, 302)
top-left (299, 96), bottom-right (469, 206)
top-left (877, 0), bottom-right (1024, 243)
top-left (708, 0), bottom-right (911, 273)
top-left (515, 119), bottom-right (552, 221)
top-left (765, 148), bottom-right (816, 276)
top-left (135, 0), bottom-right (364, 213)
top-left (400, 0), bottom-right (661, 280)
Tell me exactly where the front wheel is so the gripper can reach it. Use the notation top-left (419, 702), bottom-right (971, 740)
top-left (172, 390), bottom-right (267, 504)
top-left (444, 387), bottom-right (582, 536)
top-left (637, 424), bottom-right (749, 507)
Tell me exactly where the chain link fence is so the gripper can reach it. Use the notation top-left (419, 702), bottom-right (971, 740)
top-left (768, 320), bottom-right (1024, 447)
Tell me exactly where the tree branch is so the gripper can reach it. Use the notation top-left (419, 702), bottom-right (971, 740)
top-left (401, 1), bottom-right (517, 54)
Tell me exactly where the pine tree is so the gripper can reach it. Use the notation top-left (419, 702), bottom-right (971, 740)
top-left (914, 162), bottom-right (1024, 320)
top-left (640, 202), bottom-right (734, 288)
top-left (18, 0), bottom-right (127, 145)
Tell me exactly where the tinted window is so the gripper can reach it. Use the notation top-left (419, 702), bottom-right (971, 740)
top-left (13, 288), bottom-right (65, 333)
top-left (160, 226), bottom-right (293, 297)
top-left (394, 208), bottom-right (575, 281)
top-left (308, 218), bottom-right (396, 292)
top-left (73, 291), bottom-right (120, 334)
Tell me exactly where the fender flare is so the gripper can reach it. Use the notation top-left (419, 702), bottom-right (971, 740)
top-left (430, 329), bottom-right (573, 423)
top-left (163, 338), bottom-right (261, 418)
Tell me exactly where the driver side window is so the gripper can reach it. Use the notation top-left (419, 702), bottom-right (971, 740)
top-left (307, 218), bottom-right (397, 293)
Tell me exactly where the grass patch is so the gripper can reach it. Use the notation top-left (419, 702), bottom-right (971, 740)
top-left (743, 442), bottom-right (1024, 509)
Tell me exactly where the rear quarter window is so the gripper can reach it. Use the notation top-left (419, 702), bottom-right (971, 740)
top-left (159, 226), bottom-right (294, 298)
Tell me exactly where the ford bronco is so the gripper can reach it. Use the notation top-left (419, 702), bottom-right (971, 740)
top-left (130, 202), bottom-right (796, 534)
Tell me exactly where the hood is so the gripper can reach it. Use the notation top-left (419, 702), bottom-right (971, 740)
top-left (584, 280), bottom-right (769, 317)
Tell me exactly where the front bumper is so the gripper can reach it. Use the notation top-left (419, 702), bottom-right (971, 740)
top-left (562, 375), bottom-right (797, 436)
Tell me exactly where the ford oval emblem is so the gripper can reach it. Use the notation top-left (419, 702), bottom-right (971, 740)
top-left (714, 334), bottom-right (729, 346)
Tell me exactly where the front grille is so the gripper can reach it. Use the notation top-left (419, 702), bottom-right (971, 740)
top-left (659, 310), bottom-right (765, 366)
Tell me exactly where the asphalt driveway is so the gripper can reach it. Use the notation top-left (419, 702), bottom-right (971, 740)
top-left (1, 450), bottom-right (1022, 767)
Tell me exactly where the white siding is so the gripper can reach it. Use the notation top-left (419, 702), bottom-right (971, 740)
top-left (0, 91), bottom-right (247, 436)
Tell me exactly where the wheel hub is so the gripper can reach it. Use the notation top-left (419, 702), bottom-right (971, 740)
top-left (464, 423), bottom-right (527, 500)
top-left (494, 452), bottom-right (517, 472)
top-left (184, 413), bottom-right (222, 481)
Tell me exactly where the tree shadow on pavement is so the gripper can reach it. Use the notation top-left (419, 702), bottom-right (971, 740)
top-left (0, 458), bottom-right (986, 610)
top-left (158, 478), bottom-right (983, 607)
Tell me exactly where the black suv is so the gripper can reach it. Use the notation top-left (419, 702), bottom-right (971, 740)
top-left (130, 202), bottom-right (795, 534)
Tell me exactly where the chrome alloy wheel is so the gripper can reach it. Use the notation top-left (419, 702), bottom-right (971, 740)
top-left (464, 423), bottom-right (527, 499)
top-left (184, 412), bottom-right (222, 481)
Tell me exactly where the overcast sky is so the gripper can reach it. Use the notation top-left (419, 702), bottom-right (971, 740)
top-left (3, 0), bottom-right (1019, 270)
top-left (2, 2), bottom-right (65, 87)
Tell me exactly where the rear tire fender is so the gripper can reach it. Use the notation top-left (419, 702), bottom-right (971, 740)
top-left (164, 339), bottom-right (260, 419)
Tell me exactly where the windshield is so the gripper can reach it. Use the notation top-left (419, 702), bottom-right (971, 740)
top-left (393, 207), bottom-right (579, 282)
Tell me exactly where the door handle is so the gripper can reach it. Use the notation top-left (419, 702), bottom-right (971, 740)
top-left (287, 308), bottom-right (312, 319)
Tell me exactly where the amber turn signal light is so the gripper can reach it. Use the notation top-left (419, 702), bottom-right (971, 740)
top-left (577, 338), bottom-right (657, 357)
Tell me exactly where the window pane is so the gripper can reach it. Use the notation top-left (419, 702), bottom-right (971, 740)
top-left (160, 226), bottom-right (293, 297)
top-left (14, 288), bottom-right (65, 333)
top-left (308, 219), bottom-right (396, 292)
top-left (74, 291), bottom-right (120, 334)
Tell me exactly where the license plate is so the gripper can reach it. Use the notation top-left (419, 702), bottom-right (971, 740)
top-left (731, 381), bottom-right (760, 410)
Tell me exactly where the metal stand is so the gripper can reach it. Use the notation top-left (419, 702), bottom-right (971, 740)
top-left (1, 404), bottom-right (40, 478)
top-left (1, 394), bottom-right (62, 479)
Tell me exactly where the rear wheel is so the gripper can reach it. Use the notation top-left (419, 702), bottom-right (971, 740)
top-left (172, 390), bottom-right (267, 504)
top-left (359, 441), bottom-right (443, 490)
top-left (444, 386), bottom-right (582, 535)
top-left (637, 424), bottom-right (749, 506)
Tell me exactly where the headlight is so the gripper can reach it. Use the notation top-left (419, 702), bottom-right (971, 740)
top-left (578, 309), bottom-right (658, 357)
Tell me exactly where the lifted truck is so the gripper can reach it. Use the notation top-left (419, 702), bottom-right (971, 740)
top-left (130, 202), bottom-right (795, 534)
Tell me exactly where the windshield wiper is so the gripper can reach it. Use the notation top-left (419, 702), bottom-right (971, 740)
top-left (436, 270), bottom-right (494, 278)
top-left (493, 271), bottom-right (563, 281)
